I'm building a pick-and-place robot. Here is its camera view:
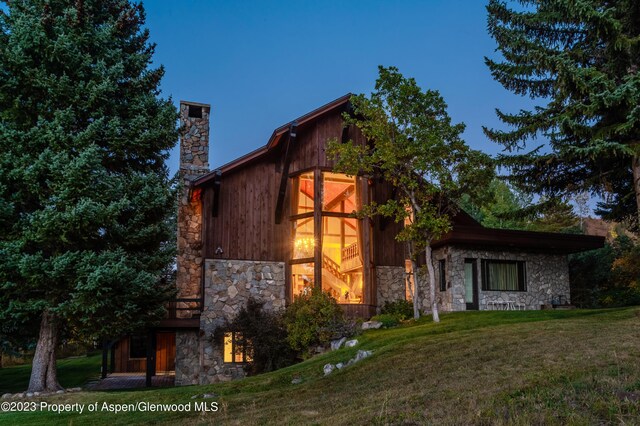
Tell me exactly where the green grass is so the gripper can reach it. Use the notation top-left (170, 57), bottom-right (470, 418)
top-left (2, 308), bottom-right (639, 425)
top-left (0, 354), bottom-right (102, 394)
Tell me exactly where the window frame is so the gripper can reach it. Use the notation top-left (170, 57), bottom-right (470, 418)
top-left (480, 259), bottom-right (527, 292)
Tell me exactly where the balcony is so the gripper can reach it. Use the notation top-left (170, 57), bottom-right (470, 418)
top-left (158, 297), bottom-right (202, 328)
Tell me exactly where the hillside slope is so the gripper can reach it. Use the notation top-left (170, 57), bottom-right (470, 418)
top-left (2, 308), bottom-right (639, 425)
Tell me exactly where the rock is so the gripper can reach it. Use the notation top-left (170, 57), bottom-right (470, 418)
top-left (291, 378), bottom-right (303, 385)
top-left (323, 363), bottom-right (335, 376)
top-left (335, 363), bottom-right (344, 370)
top-left (67, 387), bottom-right (82, 392)
top-left (345, 339), bottom-right (358, 348)
top-left (12, 393), bottom-right (24, 399)
top-left (362, 321), bottom-right (383, 330)
top-left (26, 392), bottom-right (34, 398)
top-left (33, 392), bottom-right (40, 397)
top-left (315, 345), bottom-right (326, 354)
top-left (1, 393), bottom-right (11, 399)
top-left (354, 350), bottom-right (373, 362)
top-left (56, 390), bottom-right (65, 394)
top-left (330, 337), bottom-right (347, 351)
top-left (191, 394), bottom-right (200, 399)
top-left (202, 393), bottom-right (217, 399)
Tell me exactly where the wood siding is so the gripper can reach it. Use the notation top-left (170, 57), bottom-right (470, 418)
top-left (200, 107), bottom-right (407, 307)
top-left (112, 332), bottom-right (176, 374)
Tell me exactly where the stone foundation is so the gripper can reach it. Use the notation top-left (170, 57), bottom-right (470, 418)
top-left (197, 259), bottom-right (286, 384)
top-left (175, 330), bottom-right (200, 386)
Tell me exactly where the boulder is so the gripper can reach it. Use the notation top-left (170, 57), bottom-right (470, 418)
top-left (330, 337), bottom-right (347, 351)
top-left (1, 393), bottom-right (11, 400)
top-left (362, 321), bottom-right (383, 330)
top-left (345, 339), bottom-right (358, 348)
top-left (335, 363), bottom-right (344, 370)
top-left (354, 350), bottom-right (373, 362)
top-left (323, 363), bottom-right (335, 376)
top-left (291, 378), bottom-right (303, 385)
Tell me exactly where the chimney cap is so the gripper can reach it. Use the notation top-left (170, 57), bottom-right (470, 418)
top-left (180, 100), bottom-right (211, 108)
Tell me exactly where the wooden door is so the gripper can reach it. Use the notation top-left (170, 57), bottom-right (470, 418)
top-left (155, 332), bottom-right (176, 373)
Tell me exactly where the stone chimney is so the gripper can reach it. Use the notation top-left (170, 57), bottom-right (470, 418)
top-left (177, 101), bottom-right (211, 301)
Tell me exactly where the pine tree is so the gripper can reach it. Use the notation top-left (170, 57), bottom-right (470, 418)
top-left (485, 0), bottom-right (640, 229)
top-left (0, 0), bottom-right (177, 392)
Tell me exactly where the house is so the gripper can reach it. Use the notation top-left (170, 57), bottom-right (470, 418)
top-left (106, 95), bottom-right (604, 386)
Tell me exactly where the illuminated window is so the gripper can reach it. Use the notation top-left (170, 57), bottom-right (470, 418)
top-left (223, 332), bottom-right (251, 364)
top-left (290, 171), bottom-right (366, 304)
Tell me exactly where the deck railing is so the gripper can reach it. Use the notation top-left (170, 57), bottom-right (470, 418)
top-left (165, 298), bottom-right (202, 320)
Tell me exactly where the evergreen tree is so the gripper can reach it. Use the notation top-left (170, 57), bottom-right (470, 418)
top-left (0, 0), bottom-right (177, 392)
top-left (485, 0), bottom-right (640, 229)
top-left (328, 66), bottom-right (493, 321)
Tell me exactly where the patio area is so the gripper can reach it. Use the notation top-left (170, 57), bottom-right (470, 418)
top-left (87, 373), bottom-right (175, 390)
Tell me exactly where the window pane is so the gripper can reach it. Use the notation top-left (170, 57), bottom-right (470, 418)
top-left (129, 335), bottom-right (147, 359)
top-left (291, 262), bottom-right (314, 298)
top-left (464, 262), bottom-right (474, 303)
top-left (439, 259), bottom-right (447, 292)
top-left (223, 332), bottom-right (234, 363)
top-left (292, 218), bottom-right (315, 259)
top-left (482, 260), bottom-right (525, 291)
top-left (292, 172), bottom-right (314, 215)
top-left (322, 172), bottom-right (357, 213)
top-left (322, 216), bottom-right (363, 304)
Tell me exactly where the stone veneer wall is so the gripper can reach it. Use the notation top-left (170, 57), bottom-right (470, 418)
top-left (447, 247), bottom-right (570, 310)
top-left (176, 101), bottom-right (210, 299)
top-left (375, 247), bottom-right (570, 313)
top-left (175, 330), bottom-right (200, 386)
top-left (197, 259), bottom-right (286, 384)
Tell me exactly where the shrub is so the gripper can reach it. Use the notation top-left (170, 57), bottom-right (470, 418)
top-left (224, 298), bottom-right (295, 375)
top-left (370, 313), bottom-right (400, 328)
top-left (381, 299), bottom-right (414, 320)
top-left (284, 287), bottom-right (348, 358)
top-left (569, 235), bottom-right (640, 308)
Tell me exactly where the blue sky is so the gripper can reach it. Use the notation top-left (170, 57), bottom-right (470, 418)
top-left (144, 0), bottom-right (537, 175)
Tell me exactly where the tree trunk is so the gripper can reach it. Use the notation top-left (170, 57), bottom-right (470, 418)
top-left (425, 245), bottom-right (440, 323)
top-left (410, 259), bottom-right (421, 319)
top-left (28, 311), bottom-right (62, 392)
top-left (633, 155), bottom-right (640, 226)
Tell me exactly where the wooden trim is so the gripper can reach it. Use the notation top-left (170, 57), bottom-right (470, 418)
top-left (193, 94), bottom-right (352, 187)
top-left (313, 169), bottom-right (323, 288)
top-left (275, 122), bottom-right (298, 224)
top-left (433, 225), bottom-right (605, 254)
top-left (289, 257), bottom-right (315, 265)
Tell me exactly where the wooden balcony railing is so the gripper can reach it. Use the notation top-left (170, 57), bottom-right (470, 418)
top-left (165, 298), bottom-right (202, 320)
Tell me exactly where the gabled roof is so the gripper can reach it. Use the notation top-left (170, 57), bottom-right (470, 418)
top-left (193, 94), bottom-right (352, 187)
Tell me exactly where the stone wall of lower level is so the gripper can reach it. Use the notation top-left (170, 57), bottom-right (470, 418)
top-left (374, 246), bottom-right (570, 313)
top-left (448, 248), bottom-right (570, 310)
top-left (196, 259), bottom-right (286, 384)
top-left (175, 330), bottom-right (200, 386)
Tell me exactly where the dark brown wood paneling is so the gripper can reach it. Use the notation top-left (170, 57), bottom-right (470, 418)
top-left (155, 332), bottom-right (176, 373)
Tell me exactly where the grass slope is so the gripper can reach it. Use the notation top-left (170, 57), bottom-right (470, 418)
top-left (2, 308), bottom-right (639, 425)
top-left (0, 354), bottom-right (102, 394)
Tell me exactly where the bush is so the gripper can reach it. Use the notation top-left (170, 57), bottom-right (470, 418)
top-left (569, 235), bottom-right (640, 308)
top-left (370, 313), bottom-right (400, 328)
top-left (284, 287), bottom-right (349, 359)
top-left (381, 299), bottom-right (414, 320)
top-left (224, 298), bottom-right (295, 375)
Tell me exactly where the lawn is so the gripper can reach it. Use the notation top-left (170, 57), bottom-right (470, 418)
top-left (1, 308), bottom-right (639, 425)
top-left (0, 354), bottom-right (102, 394)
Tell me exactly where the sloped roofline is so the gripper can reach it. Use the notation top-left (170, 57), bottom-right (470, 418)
top-left (193, 93), bottom-right (352, 187)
